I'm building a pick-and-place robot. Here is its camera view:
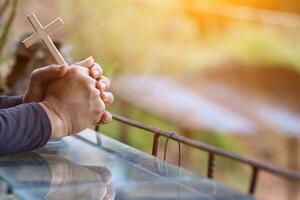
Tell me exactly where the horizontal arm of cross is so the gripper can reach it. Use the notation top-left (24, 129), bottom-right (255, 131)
top-left (22, 18), bottom-right (64, 48)
top-left (22, 13), bottom-right (66, 65)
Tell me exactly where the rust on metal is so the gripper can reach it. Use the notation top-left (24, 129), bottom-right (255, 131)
top-left (152, 134), bottom-right (160, 157)
top-left (249, 167), bottom-right (259, 194)
top-left (207, 152), bottom-right (215, 179)
top-left (94, 125), bottom-right (100, 132)
top-left (111, 113), bottom-right (300, 195)
top-left (178, 138), bottom-right (182, 167)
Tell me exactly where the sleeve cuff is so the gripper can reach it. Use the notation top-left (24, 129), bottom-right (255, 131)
top-left (30, 102), bottom-right (52, 145)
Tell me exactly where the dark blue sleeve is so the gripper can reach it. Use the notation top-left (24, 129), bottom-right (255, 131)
top-left (0, 103), bottom-right (51, 155)
top-left (0, 96), bottom-right (23, 109)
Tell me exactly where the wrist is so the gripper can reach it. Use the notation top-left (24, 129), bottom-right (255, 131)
top-left (39, 101), bottom-right (67, 139)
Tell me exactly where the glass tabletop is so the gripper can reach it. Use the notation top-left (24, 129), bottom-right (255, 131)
top-left (0, 129), bottom-right (253, 200)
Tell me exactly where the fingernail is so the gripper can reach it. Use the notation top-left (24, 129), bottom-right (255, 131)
top-left (86, 56), bottom-right (94, 66)
top-left (103, 92), bottom-right (109, 101)
top-left (93, 69), bottom-right (99, 76)
top-left (100, 82), bottom-right (106, 90)
top-left (105, 113), bottom-right (112, 122)
top-left (103, 114), bottom-right (108, 121)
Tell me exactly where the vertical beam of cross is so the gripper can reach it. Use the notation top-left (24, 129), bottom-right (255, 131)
top-left (22, 13), bottom-right (66, 65)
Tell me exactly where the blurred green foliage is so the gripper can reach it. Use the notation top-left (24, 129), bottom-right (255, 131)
top-left (58, 0), bottom-right (300, 158)
top-left (219, 25), bottom-right (300, 68)
top-left (58, 0), bottom-right (300, 76)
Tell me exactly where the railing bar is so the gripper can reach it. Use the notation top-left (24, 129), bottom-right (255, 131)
top-left (112, 114), bottom-right (300, 181)
top-left (177, 140), bottom-right (182, 167)
top-left (94, 125), bottom-right (100, 132)
top-left (152, 134), bottom-right (160, 157)
top-left (207, 153), bottom-right (215, 179)
top-left (249, 167), bottom-right (259, 194)
top-left (113, 114), bottom-right (171, 136)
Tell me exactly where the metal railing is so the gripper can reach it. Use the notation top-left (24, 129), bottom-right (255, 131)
top-left (95, 113), bottom-right (300, 196)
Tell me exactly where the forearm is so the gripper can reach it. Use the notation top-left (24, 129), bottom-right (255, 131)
top-left (0, 103), bottom-right (51, 155)
top-left (0, 95), bottom-right (23, 109)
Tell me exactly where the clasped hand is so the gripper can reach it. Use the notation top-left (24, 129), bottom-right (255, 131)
top-left (23, 57), bottom-right (113, 139)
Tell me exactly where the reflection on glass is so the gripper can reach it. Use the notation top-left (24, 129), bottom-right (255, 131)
top-left (0, 152), bottom-right (115, 200)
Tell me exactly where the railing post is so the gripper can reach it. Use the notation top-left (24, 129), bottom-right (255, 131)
top-left (207, 152), bottom-right (215, 179)
top-left (249, 167), bottom-right (259, 195)
top-left (152, 134), bottom-right (160, 157)
top-left (94, 125), bottom-right (100, 132)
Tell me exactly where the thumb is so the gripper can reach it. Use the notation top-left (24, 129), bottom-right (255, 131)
top-left (75, 56), bottom-right (94, 68)
top-left (24, 64), bottom-right (68, 103)
top-left (31, 64), bottom-right (68, 84)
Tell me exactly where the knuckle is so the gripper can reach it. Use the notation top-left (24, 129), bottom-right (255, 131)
top-left (86, 77), bottom-right (96, 87)
top-left (67, 67), bottom-right (77, 76)
top-left (32, 68), bottom-right (40, 75)
top-left (94, 104), bottom-right (105, 119)
top-left (69, 66), bottom-right (81, 75)
top-left (94, 108), bottom-right (101, 116)
top-left (68, 67), bottom-right (90, 83)
top-left (89, 88), bottom-right (101, 101)
top-left (31, 69), bottom-right (41, 79)
top-left (91, 78), bottom-right (97, 86)
top-left (48, 64), bottom-right (58, 69)
top-left (94, 88), bottom-right (101, 97)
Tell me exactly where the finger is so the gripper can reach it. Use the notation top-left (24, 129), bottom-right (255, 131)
top-left (90, 63), bottom-right (103, 80)
top-left (99, 111), bottom-right (112, 124)
top-left (96, 76), bottom-right (110, 91)
top-left (31, 64), bottom-right (68, 84)
top-left (69, 65), bottom-right (90, 76)
top-left (93, 87), bottom-right (101, 98)
top-left (75, 56), bottom-right (94, 68)
top-left (101, 91), bottom-right (114, 106)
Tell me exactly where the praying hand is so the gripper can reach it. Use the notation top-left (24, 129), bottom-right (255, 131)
top-left (0, 56), bottom-right (114, 155)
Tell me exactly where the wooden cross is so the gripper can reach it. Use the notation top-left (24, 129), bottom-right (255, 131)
top-left (22, 13), bottom-right (66, 65)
